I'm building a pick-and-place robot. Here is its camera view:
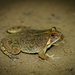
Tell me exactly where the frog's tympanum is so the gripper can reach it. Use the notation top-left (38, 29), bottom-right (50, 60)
top-left (1, 26), bottom-right (63, 60)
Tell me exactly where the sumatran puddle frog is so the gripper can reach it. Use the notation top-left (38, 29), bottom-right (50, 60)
top-left (1, 26), bottom-right (63, 60)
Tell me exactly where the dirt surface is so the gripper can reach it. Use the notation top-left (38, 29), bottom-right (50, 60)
top-left (0, 0), bottom-right (75, 75)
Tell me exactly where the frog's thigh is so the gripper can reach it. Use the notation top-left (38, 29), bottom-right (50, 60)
top-left (10, 46), bottom-right (21, 54)
top-left (7, 26), bottom-right (30, 34)
top-left (1, 46), bottom-right (19, 59)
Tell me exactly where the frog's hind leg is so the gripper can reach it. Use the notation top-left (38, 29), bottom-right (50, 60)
top-left (1, 44), bottom-right (19, 59)
top-left (1, 38), bottom-right (21, 59)
top-left (6, 26), bottom-right (31, 34)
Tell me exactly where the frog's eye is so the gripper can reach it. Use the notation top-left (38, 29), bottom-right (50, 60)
top-left (51, 34), bottom-right (54, 37)
top-left (51, 27), bottom-right (56, 32)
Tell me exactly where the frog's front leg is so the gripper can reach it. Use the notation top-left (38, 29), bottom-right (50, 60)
top-left (38, 47), bottom-right (50, 60)
top-left (38, 51), bottom-right (50, 60)
top-left (7, 26), bottom-right (31, 34)
top-left (38, 46), bottom-right (60, 60)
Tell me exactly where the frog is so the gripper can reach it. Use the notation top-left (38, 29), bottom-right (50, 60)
top-left (0, 26), bottom-right (63, 60)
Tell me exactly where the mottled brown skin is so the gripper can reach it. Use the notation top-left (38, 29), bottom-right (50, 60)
top-left (1, 26), bottom-right (63, 60)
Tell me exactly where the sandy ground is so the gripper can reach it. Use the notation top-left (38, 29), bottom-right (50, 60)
top-left (0, 0), bottom-right (75, 75)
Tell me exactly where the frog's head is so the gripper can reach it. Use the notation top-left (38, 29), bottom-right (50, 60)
top-left (46, 27), bottom-right (63, 48)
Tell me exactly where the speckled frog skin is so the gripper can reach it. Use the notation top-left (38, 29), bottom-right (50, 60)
top-left (1, 26), bottom-right (63, 60)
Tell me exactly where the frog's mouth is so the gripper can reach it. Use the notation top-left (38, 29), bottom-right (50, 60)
top-left (53, 34), bottom-right (64, 45)
top-left (51, 37), bottom-right (60, 45)
top-left (47, 34), bottom-right (63, 48)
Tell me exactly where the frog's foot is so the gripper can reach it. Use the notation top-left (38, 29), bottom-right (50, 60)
top-left (6, 26), bottom-right (31, 34)
top-left (46, 54), bottom-right (60, 60)
top-left (8, 53), bottom-right (19, 59)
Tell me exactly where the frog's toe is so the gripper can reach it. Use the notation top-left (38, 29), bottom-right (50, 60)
top-left (46, 54), bottom-right (60, 60)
